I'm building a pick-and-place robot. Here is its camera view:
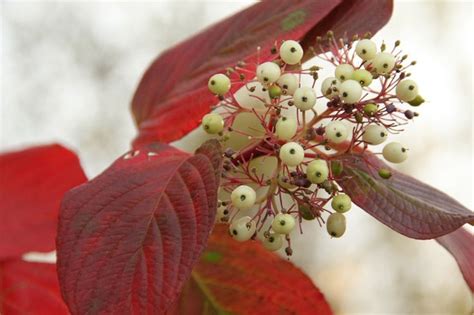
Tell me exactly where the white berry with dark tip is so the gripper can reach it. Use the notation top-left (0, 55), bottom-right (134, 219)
top-left (272, 213), bottom-right (296, 234)
top-left (256, 62), bottom-right (281, 84)
top-left (229, 216), bottom-right (256, 242)
top-left (231, 185), bottom-right (256, 210)
top-left (208, 73), bottom-right (231, 95)
top-left (279, 142), bottom-right (305, 166)
top-left (279, 40), bottom-right (303, 65)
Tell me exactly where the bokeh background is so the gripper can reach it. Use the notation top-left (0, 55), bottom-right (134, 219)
top-left (1, 1), bottom-right (473, 314)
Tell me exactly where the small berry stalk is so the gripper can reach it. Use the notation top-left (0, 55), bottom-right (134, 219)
top-left (203, 32), bottom-right (424, 254)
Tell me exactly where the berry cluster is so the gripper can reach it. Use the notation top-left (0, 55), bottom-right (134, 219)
top-left (203, 32), bottom-right (424, 254)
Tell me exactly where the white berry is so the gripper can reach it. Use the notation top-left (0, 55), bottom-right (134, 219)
top-left (234, 81), bottom-right (270, 112)
top-left (201, 113), bottom-right (224, 134)
top-left (355, 39), bottom-right (377, 60)
top-left (306, 159), bottom-right (329, 184)
top-left (321, 77), bottom-right (340, 99)
top-left (231, 185), bottom-right (256, 210)
top-left (275, 116), bottom-right (297, 141)
top-left (279, 142), bottom-right (305, 166)
top-left (277, 73), bottom-right (298, 95)
top-left (383, 142), bottom-right (408, 163)
top-left (363, 124), bottom-right (388, 145)
top-left (372, 52), bottom-right (395, 74)
top-left (327, 212), bottom-right (346, 238)
top-left (262, 232), bottom-right (283, 251)
top-left (339, 80), bottom-right (362, 104)
top-left (215, 201), bottom-right (230, 223)
top-left (335, 64), bottom-right (354, 82)
top-left (331, 194), bottom-right (352, 213)
top-left (208, 73), bottom-right (231, 95)
top-left (229, 216), bottom-right (256, 242)
top-left (272, 213), bottom-right (296, 234)
top-left (396, 79), bottom-right (418, 102)
top-left (293, 87), bottom-right (316, 111)
top-left (256, 62), bottom-right (281, 85)
top-left (325, 121), bottom-right (349, 144)
top-left (279, 40), bottom-right (304, 65)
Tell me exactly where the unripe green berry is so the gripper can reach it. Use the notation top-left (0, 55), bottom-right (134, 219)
top-left (321, 77), bottom-right (340, 99)
top-left (331, 194), bottom-right (352, 213)
top-left (382, 142), bottom-right (408, 163)
top-left (378, 168), bottom-right (392, 179)
top-left (352, 69), bottom-right (373, 86)
top-left (355, 39), bottom-right (377, 60)
top-left (275, 116), bottom-right (297, 141)
top-left (262, 232), bottom-right (283, 251)
top-left (277, 73), bottom-right (298, 95)
top-left (372, 52), bottom-right (395, 74)
top-left (363, 103), bottom-right (378, 116)
top-left (326, 212), bottom-right (346, 238)
top-left (202, 113), bottom-right (224, 134)
top-left (272, 213), bottom-right (296, 234)
top-left (293, 87), bottom-right (316, 111)
top-left (279, 142), bottom-right (305, 166)
top-left (408, 95), bottom-right (425, 107)
top-left (339, 80), bottom-right (362, 104)
top-left (325, 121), bottom-right (349, 144)
top-left (208, 73), bottom-right (231, 95)
top-left (396, 79), bottom-right (418, 102)
top-left (231, 185), bottom-right (256, 210)
top-left (229, 216), bottom-right (256, 242)
top-left (256, 62), bottom-right (281, 84)
top-left (363, 124), bottom-right (388, 145)
top-left (279, 40), bottom-right (304, 65)
top-left (306, 159), bottom-right (329, 184)
top-left (268, 84), bottom-right (282, 99)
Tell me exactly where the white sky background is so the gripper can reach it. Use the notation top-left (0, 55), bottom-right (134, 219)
top-left (1, 0), bottom-right (473, 314)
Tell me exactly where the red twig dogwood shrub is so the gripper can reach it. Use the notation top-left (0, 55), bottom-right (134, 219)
top-left (0, 1), bottom-right (472, 314)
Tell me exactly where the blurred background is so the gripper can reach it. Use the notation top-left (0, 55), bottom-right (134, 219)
top-left (1, 0), bottom-right (473, 314)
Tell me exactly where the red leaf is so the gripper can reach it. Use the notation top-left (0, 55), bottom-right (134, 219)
top-left (436, 228), bottom-right (474, 292)
top-left (56, 140), bottom-right (222, 314)
top-left (0, 260), bottom-right (68, 315)
top-left (168, 225), bottom-right (333, 315)
top-left (0, 144), bottom-right (87, 260)
top-left (334, 152), bottom-right (474, 239)
top-left (131, 0), bottom-right (393, 146)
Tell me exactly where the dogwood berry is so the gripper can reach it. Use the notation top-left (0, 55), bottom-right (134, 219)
top-left (275, 116), bottom-right (297, 140)
top-left (326, 212), bottom-right (346, 238)
top-left (262, 232), bottom-right (283, 251)
top-left (229, 216), bottom-right (256, 242)
top-left (339, 80), bottom-right (362, 104)
top-left (396, 79), bottom-right (418, 102)
top-left (216, 201), bottom-right (230, 223)
top-left (272, 213), bottom-right (296, 234)
top-left (279, 142), bottom-right (305, 166)
top-left (325, 121), bottom-right (349, 144)
top-left (208, 73), bottom-right (231, 95)
top-left (231, 185), bottom-right (256, 210)
top-left (352, 69), bottom-right (373, 86)
top-left (331, 193), bottom-right (352, 213)
top-left (335, 64), bottom-right (354, 81)
top-left (256, 62), bottom-right (281, 84)
top-left (201, 113), bottom-right (224, 134)
top-left (372, 52), bottom-right (395, 74)
top-left (363, 103), bottom-right (378, 116)
top-left (268, 84), bottom-right (282, 99)
top-left (306, 159), bottom-right (329, 184)
top-left (279, 40), bottom-right (304, 65)
top-left (355, 39), bottom-right (377, 60)
top-left (363, 124), bottom-right (388, 145)
top-left (383, 142), bottom-right (408, 163)
top-left (293, 87), bottom-right (316, 110)
top-left (321, 77), bottom-right (340, 99)
top-left (277, 73), bottom-right (298, 95)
